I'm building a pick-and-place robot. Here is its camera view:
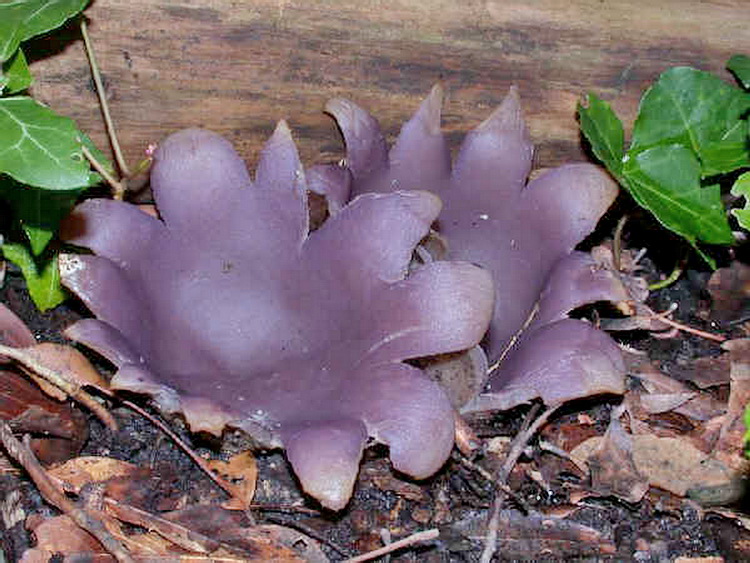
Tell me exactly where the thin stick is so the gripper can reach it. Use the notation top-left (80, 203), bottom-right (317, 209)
top-left (612, 214), bottom-right (628, 272)
top-left (453, 452), bottom-right (530, 512)
top-left (0, 343), bottom-right (116, 431)
top-left (646, 304), bottom-right (726, 343)
top-left (117, 398), bottom-right (246, 502)
top-left (80, 19), bottom-right (131, 179)
top-left (265, 515), bottom-right (351, 557)
top-left (0, 421), bottom-right (133, 562)
top-left (345, 529), bottom-right (439, 563)
top-left (81, 144), bottom-right (126, 199)
top-left (480, 404), bottom-right (560, 563)
top-left (651, 313), bottom-right (726, 343)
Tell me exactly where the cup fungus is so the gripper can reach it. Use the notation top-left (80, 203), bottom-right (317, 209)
top-left (59, 122), bottom-right (494, 510)
top-left (325, 85), bottom-right (629, 412)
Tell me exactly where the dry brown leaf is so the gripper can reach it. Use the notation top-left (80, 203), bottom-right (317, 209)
top-left (20, 514), bottom-right (106, 562)
top-left (0, 303), bottom-right (35, 357)
top-left (48, 456), bottom-right (140, 493)
top-left (207, 451), bottom-right (258, 510)
top-left (625, 350), bottom-right (726, 423)
top-left (19, 343), bottom-right (109, 392)
top-left (686, 354), bottom-right (731, 390)
top-left (163, 505), bottom-right (324, 561)
top-left (573, 433), bottom-right (737, 499)
top-left (0, 370), bottom-right (88, 464)
top-left (583, 414), bottom-right (648, 503)
top-left (707, 261), bottom-right (750, 324)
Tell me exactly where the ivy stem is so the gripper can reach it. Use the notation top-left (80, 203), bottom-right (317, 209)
top-left (613, 214), bottom-right (628, 272)
top-left (648, 256), bottom-right (686, 290)
top-left (81, 145), bottom-right (125, 199)
top-left (80, 19), bottom-right (131, 179)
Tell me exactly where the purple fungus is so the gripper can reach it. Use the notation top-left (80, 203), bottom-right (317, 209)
top-left (327, 85), bottom-right (628, 411)
top-left (59, 123), bottom-right (494, 510)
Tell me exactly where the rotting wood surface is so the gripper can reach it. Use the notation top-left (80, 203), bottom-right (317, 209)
top-left (28, 0), bottom-right (750, 173)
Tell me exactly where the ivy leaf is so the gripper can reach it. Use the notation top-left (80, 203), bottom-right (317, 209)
top-left (1, 242), bottom-right (67, 311)
top-left (0, 96), bottom-right (99, 190)
top-left (2, 48), bottom-right (32, 94)
top-left (0, 177), bottom-right (81, 255)
top-left (731, 171), bottom-right (750, 230)
top-left (0, 0), bottom-right (90, 63)
top-left (578, 93), bottom-right (625, 179)
top-left (728, 54), bottom-right (750, 90)
top-left (622, 144), bottom-right (733, 246)
top-left (630, 67), bottom-right (750, 172)
top-left (700, 119), bottom-right (750, 176)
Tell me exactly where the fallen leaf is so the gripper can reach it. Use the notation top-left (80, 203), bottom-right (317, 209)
top-left (48, 456), bottom-right (140, 494)
top-left (584, 413), bottom-right (648, 503)
top-left (0, 303), bottom-right (35, 357)
top-left (207, 451), bottom-right (258, 510)
top-left (707, 261), bottom-right (750, 324)
top-left (0, 370), bottom-right (87, 464)
top-left (573, 433), bottom-right (736, 498)
top-left (20, 514), bottom-right (104, 562)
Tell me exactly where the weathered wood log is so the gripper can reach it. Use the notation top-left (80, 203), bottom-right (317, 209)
top-left (28, 0), bottom-right (750, 174)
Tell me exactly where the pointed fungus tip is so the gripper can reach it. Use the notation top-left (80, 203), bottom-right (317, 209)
top-left (476, 84), bottom-right (526, 135)
top-left (414, 83), bottom-right (444, 136)
top-left (272, 119), bottom-right (293, 140)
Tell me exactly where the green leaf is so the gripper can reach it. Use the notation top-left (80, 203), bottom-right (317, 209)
top-left (622, 144), bottom-right (734, 246)
top-left (0, 15), bottom-right (25, 63)
top-left (630, 67), bottom-right (750, 169)
top-left (730, 171), bottom-right (750, 230)
top-left (1, 242), bottom-right (66, 311)
top-left (728, 54), bottom-right (750, 90)
top-left (0, 176), bottom-right (81, 255)
top-left (2, 48), bottom-right (32, 94)
top-left (578, 93), bottom-right (625, 178)
top-left (0, 0), bottom-right (90, 62)
top-left (0, 96), bottom-right (98, 190)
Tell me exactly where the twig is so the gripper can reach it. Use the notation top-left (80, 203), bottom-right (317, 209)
top-left (345, 529), bottom-right (439, 563)
top-left (0, 420), bottom-right (133, 562)
top-left (452, 452), bottom-right (530, 512)
top-left (480, 404), bottom-right (560, 563)
top-left (80, 19), bottom-right (131, 180)
top-left (647, 305), bottom-right (726, 343)
top-left (612, 214), bottom-right (628, 272)
top-left (116, 398), bottom-right (247, 502)
top-left (81, 144), bottom-right (126, 197)
top-left (264, 515), bottom-right (351, 557)
top-left (0, 343), bottom-right (116, 431)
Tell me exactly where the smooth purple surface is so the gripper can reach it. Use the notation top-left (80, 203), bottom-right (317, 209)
top-left (60, 123), bottom-right (494, 510)
top-left (328, 86), bottom-right (627, 408)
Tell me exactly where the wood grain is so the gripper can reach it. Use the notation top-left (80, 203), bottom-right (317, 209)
top-left (27, 0), bottom-right (750, 176)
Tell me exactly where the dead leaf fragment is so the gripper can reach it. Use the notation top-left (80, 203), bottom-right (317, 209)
top-left (573, 433), bottom-right (737, 499)
top-left (708, 261), bottom-right (750, 323)
top-left (0, 303), bottom-right (35, 357)
top-left (207, 451), bottom-right (258, 510)
top-left (585, 415), bottom-right (648, 503)
top-left (49, 456), bottom-right (140, 494)
top-left (0, 370), bottom-right (88, 464)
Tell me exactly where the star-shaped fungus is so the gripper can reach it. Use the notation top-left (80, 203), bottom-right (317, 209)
top-left (59, 123), bottom-right (494, 509)
top-left (325, 85), bottom-right (628, 412)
